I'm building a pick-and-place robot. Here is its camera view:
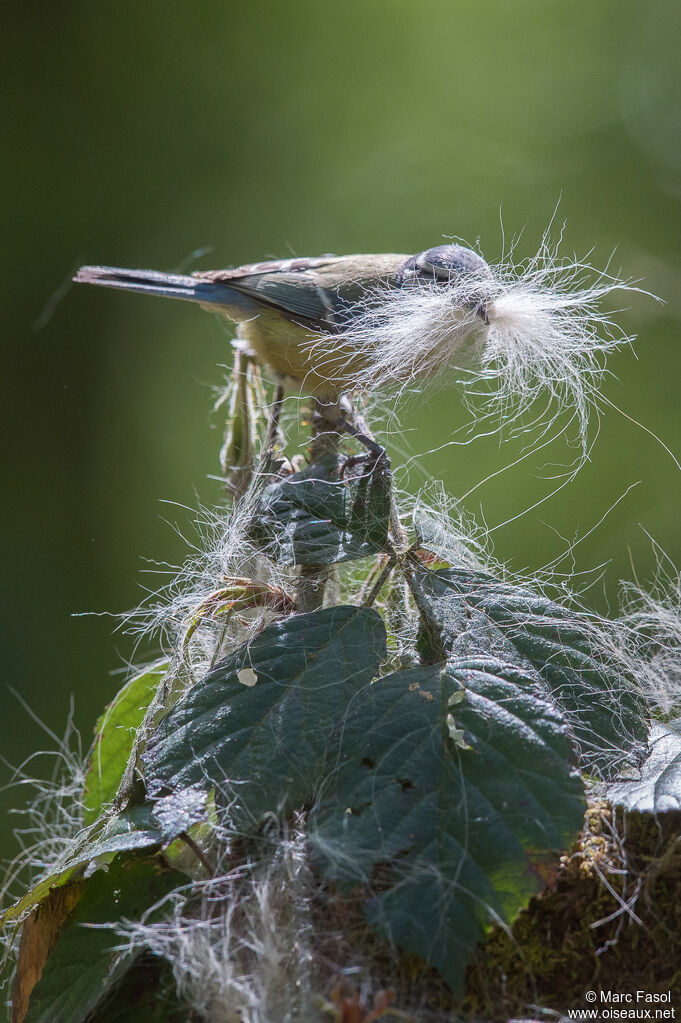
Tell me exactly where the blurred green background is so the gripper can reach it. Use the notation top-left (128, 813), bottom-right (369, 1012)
top-left (2, 0), bottom-right (680, 869)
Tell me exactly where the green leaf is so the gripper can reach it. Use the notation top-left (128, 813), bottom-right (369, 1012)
top-left (249, 456), bottom-right (391, 565)
top-left (2, 868), bottom-right (83, 927)
top-left (2, 807), bottom-right (163, 924)
top-left (24, 856), bottom-right (186, 1023)
top-left (84, 955), bottom-right (188, 1023)
top-left (148, 786), bottom-right (209, 842)
top-left (605, 718), bottom-right (681, 812)
top-left (75, 804), bottom-right (164, 861)
top-left (310, 661), bottom-right (585, 995)
top-left (143, 606), bottom-right (387, 829)
top-left (411, 567), bottom-right (647, 776)
top-left (83, 661), bottom-right (168, 826)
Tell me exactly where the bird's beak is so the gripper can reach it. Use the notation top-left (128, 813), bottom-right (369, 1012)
top-left (467, 299), bottom-right (490, 325)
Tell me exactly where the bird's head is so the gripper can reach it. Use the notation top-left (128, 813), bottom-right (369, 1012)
top-left (398, 243), bottom-right (492, 323)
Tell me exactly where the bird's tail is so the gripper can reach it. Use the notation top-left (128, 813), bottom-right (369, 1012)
top-left (73, 265), bottom-right (236, 306)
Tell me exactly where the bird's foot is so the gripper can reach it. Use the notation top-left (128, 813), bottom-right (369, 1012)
top-left (339, 446), bottom-right (390, 479)
top-left (334, 415), bottom-right (391, 479)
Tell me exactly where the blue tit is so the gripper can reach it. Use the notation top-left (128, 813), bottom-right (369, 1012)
top-left (75, 245), bottom-right (491, 403)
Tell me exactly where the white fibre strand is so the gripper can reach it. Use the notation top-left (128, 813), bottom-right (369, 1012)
top-left (0, 699), bottom-right (86, 908)
top-left (111, 827), bottom-right (316, 1023)
top-left (121, 487), bottom-right (290, 677)
top-left (615, 571), bottom-right (681, 717)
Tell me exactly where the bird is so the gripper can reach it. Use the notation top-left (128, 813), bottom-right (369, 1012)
top-left (74, 245), bottom-right (492, 406)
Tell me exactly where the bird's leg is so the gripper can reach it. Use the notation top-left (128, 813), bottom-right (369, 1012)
top-left (219, 349), bottom-right (264, 501)
top-left (264, 380), bottom-right (286, 455)
top-left (314, 398), bottom-right (389, 473)
top-left (318, 399), bottom-right (409, 554)
top-left (335, 415), bottom-right (387, 468)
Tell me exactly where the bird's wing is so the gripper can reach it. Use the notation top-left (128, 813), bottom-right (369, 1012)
top-left (75, 254), bottom-right (410, 327)
top-left (194, 256), bottom-right (342, 325)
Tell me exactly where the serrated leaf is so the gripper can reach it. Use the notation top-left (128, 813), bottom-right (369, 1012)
top-left (143, 606), bottom-right (387, 829)
top-left (83, 661), bottom-right (168, 826)
top-left (22, 856), bottom-right (186, 1023)
top-left (2, 807), bottom-right (163, 925)
top-left (249, 456), bottom-right (390, 565)
top-left (310, 661), bottom-right (585, 995)
top-left (605, 718), bottom-right (681, 812)
top-left (412, 567), bottom-right (647, 776)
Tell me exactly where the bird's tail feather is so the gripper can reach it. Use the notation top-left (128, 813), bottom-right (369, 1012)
top-left (73, 265), bottom-right (236, 306)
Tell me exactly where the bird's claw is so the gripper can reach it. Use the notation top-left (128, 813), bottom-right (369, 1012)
top-left (339, 445), bottom-right (390, 479)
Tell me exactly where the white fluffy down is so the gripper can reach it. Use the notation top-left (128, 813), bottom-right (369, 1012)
top-left (308, 241), bottom-right (644, 450)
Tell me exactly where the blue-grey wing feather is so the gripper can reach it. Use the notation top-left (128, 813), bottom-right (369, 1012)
top-left (75, 253), bottom-right (404, 327)
top-left (194, 257), bottom-right (340, 324)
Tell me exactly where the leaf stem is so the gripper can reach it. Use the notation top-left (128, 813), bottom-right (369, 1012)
top-left (361, 557), bottom-right (395, 608)
top-left (178, 830), bottom-right (214, 877)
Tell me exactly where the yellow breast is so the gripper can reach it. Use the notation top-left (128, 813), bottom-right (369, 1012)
top-left (235, 308), bottom-right (365, 402)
